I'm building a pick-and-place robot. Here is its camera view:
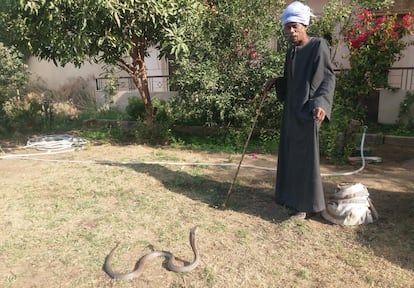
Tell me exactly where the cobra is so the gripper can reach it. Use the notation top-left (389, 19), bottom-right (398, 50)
top-left (104, 226), bottom-right (200, 280)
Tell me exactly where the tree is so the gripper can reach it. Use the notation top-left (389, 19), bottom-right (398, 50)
top-left (168, 0), bottom-right (286, 130)
top-left (344, 9), bottom-right (414, 89)
top-left (167, 0), bottom-right (395, 131)
top-left (320, 0), bottom-right (410, 111)
top-left (0, 0), bottom-right (203, 127)
top-left (0, 43), bottom-right (30, 119)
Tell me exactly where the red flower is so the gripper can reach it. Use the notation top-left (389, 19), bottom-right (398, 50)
top-left (375, 16), bottom-right (386, 29)
top-left (400, 14), bottom-right (414, 29)
top-left (343, 9), bottom-right (414, 88)
top-left (350, 39), bottom-right (360, 49)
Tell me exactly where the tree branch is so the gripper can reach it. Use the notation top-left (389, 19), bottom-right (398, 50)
top-left (116, 58), bottom-right (133, 74)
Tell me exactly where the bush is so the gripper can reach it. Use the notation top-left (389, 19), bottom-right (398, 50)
top-left (168, 0), bottom-right (284, 130)
top-left (2, 88), bottom-right (83, 132)
top-left (398, 91), bottom-right (414, 126)
top-left (54, 77), bottom-right (97, 111)
top-left (319, 71), bottom-right (366, 162)
top-left (0, 43), bottom-right (30, 121)
top-left (130, 97), bottom-right (172, 145)
top-left (125, 96), bottom-right (145, 120)
top-left (2, 94), bottom-right (45, 132)
top-left (170, 49), bottom-right (285, 127)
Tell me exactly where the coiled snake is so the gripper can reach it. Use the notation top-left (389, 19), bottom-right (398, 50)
top-left (104, 226), bottom-right (200, 280)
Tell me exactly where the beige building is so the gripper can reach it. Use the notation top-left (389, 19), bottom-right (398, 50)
top-left (28, 46), bottom-right (173, 111)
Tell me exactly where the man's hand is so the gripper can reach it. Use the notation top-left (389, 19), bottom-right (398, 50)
top-left (312, 107), bottom-right (326, 124)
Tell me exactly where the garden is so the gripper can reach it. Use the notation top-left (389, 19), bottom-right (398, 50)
top-left (0, 0), bottom-right (414, 287)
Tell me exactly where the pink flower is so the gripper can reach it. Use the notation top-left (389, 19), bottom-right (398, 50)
top-left (400, 14), bottom-right (414, 29)
top-left (344, 9), bottom-right (414, 88)
top-left (357, 8), bottom-right (371, 21)
top-left (375, 16), bottom-right (386, 29)
top-left (350, 39), bottom-right (359, 49)
top-left (248, 48), bottom-right (258, 59)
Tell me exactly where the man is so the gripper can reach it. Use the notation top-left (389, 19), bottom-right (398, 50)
top-left (265, 1), bottom-right (335, 219)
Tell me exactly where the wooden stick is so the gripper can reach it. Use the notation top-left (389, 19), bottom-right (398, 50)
top-left (221, 89), bottom-right (269, 209)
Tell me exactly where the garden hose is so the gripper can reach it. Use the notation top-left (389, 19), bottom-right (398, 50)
top-left (0, 129), bottom-right (370, 179)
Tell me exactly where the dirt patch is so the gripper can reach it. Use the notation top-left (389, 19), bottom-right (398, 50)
top-left (0, 140), bottom-right (413, 288)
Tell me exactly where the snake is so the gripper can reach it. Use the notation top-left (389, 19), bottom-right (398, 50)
top-left (104, 226), bottom-right (200, 280)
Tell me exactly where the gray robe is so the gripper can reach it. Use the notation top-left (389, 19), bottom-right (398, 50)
top-left (275, 37), bottom-right (335, 213)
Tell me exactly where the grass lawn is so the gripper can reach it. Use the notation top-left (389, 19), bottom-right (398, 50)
top-left (1, 140), bottom-right (413, 287)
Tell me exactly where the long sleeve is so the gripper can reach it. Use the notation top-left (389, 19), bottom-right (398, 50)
top-left (308, 39), bottom-right (335, 121)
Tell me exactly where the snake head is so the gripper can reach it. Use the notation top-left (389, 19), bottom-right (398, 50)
top-left (190, 226), bottom-right (199, 234)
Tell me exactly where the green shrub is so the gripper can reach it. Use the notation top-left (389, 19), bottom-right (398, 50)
top-left (398, 91), bottom-right (414, 126)
top-left (0, 43), bottom-right (30, 123)
top-left (133, 98), bottom-right (172, 145)
top-left (81, 106), bottom-right (129, 121)
top-left (168, 0), bottom-right (284, 129)
top-left (2, 95), bottom-right (45, 132)
top-left (319, 72), bottom-right (366, 162)
top-left (125, 96), bottom-right (145, 120)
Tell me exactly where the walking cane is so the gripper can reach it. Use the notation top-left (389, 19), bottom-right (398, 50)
top-left (221, 88), bottom-right (270, 209)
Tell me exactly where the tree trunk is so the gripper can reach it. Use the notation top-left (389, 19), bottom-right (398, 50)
top-left (132, 71), bottom-right (154, 128)
top-left (128, 35), bottom-right (154, 129)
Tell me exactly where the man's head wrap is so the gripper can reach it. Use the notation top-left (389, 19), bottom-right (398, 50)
top-left (281, 1), bottom-right (314, 27)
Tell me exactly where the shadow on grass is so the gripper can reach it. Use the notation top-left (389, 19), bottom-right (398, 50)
top-left (102, 162), bottom-right (414, 271)
top-left (105, 162), bottom-right (290, 223)
top-left (321, 182), bottom-right (414, 271)
top-left (354, 188), bottom-right (414, 271)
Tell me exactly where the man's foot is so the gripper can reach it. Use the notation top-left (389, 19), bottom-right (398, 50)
top-left (289, 211), bottom-right (307, 219)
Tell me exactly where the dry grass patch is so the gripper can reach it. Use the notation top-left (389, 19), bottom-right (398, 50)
top-left (0, 143), bottom-right (413, 287)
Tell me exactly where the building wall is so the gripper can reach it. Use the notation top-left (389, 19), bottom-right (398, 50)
top-left (27, 46), bottom-right (171, 110)
top-left (28, 58), bottom-right (102, 91)
top-left (378, 90), bottom-right (409, 124)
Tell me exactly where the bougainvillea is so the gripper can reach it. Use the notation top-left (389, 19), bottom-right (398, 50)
top-left (344, 8), bottom-right (414, 88)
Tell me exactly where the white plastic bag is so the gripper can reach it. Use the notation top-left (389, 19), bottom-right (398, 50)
top-left (322, 183), bottom-right (379, 225)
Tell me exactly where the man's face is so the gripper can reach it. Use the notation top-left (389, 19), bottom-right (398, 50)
top-left (283, 22), bottom-right (308, 46)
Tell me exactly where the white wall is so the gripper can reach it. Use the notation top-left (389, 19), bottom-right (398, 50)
top-left (394, 36), bottom-right (414, 66)
top-left (28, 57), bottom-right (102, 91)
top-left (27, 46), bottom-right (172, 110)
top-left (378, 89), bottom-right (408, 124)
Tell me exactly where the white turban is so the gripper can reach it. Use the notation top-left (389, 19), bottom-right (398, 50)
top-left (281, 1), bottom-right (314, 27)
